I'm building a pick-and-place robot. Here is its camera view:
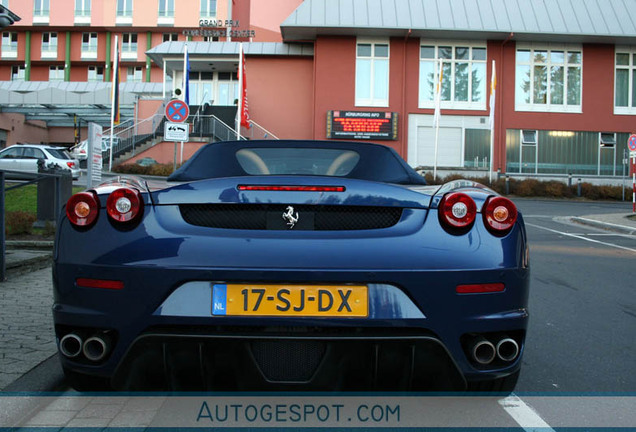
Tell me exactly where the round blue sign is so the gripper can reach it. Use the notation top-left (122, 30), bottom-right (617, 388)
top-left (165, 99), bottom-right (189, 123)
top-left (628, 134), bottom-right (636, 151)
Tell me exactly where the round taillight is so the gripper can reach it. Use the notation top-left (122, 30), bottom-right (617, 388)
top-left (106, 187), bottom-right (143, 223)
top-left (438, 192), bottom-right (477, 230)
top-left (66, 192), bottom-right (100, 227)
top-left (483, 196), bottom-right (518, 235)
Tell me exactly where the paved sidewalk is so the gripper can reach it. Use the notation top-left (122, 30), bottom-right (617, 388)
top-left (0, 266), bottom-right (56, 390)
top-left (571, 213), bottom-right (636, 234)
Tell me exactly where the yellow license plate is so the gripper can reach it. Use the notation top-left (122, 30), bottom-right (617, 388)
top-left (212, 284), bottom-right (368, 317)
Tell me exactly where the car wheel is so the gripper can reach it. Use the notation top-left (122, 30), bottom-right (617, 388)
top-left (466, 370), bottom-right (520, 394)
top-left (63, 367), bottom-right (112, 392)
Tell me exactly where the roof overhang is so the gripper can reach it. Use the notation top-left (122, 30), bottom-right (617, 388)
top-left (146, 41), bottom-right (314, 73)
top-left (0, 82), bottom-right (162, 127)
top-left (281, 0), bottom-right (636, 45)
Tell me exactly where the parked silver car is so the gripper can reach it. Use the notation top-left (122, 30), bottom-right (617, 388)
top-left (0, 144), bottom-right (80, 179)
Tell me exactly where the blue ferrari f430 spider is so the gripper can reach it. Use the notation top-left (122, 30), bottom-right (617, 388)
top-left (53, 140), bottom-right (529, 392)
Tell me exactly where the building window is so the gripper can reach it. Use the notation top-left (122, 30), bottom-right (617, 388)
top-left (419, 43), bottom-right (487, 110)
top-left (11, 65), bottom-right (25, 81)
top-left (81, 33), bottom-right (98, 59)
top-left (163, 33), bottom-right (178, 42)
top-left (87, 65), bottom-right (103, 82)
top-left (34, 0), bottom-right (50, 22)
top-left (355, 39), bottom-right (389, 107)
top-left (127, 66), bottom-right (143, 82)
top-left (613, 48), bottom-right (636, 114)
top-left (1, 32), bottom-right (18, 59)
top-left (75, 0), bottom-right (91, 23)
top-left (121, 33), bottom-right (137, 60)
top-left (200, 0), bottom-right (216, 17)
top-left (41, 32), bottom-right (58, 59)
top-left (49, 66), bottom-right (65, 81)
top-left (515, 44), bottom-right (582, 113)
top-left (117, 0), bottom-right (132, 16)
top-left (203, 36), bottom-right (219, 42)
top-left (158, 0), bottom-right (174, 16)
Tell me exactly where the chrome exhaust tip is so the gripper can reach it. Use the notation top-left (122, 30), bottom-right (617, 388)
top-left (59, 334), bottom-right (83, 358)
top-left (496, 337), bottom-right (519, 362)
top-left (83, 336), bottom-right (109, 362)
top-left (472, 337), bottom-right (496, 365)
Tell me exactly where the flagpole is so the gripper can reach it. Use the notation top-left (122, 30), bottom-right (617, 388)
top-left (181, 43), bottom-right (188, 164)
top-left (236, 43), bottom-right (243, 140)
top-left (489, 60), bottom-right (496, 183)
top-left (433, 60), bottom-right (443, 182)
top-left (109, 35), bottom-right (118, 172)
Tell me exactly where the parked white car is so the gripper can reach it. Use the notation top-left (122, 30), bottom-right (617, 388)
top-left (0, 144), bottom-right (80, 179)
top-left (70, 136), bottom-right (119, 161)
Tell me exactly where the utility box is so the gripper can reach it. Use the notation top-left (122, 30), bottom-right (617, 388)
top-left (36, 161), bottom-right (73, 227)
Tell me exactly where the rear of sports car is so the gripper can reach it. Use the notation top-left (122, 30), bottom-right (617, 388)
top-left (53, 142), bottom-right (529, 392)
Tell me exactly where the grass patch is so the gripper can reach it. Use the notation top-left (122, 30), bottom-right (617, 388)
top-left (3, 183), bottom-right (84, 236)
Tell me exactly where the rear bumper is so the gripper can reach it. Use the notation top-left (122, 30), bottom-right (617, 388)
top-left (53, 264), bottom-right (529, 390)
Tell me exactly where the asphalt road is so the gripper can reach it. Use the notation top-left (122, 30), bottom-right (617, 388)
top-left (514, 198), bottom-right (636, 392)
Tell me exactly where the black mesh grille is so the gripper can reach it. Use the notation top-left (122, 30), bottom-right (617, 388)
top-left (179, 204), bottom-right (403, 230)
top-left (250, 340), bottom-right (326, 382)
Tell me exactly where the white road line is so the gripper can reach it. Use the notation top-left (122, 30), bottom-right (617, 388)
top-left (526, 222), bottom-right (636, 253)
top-left (499, 394), bottom-right (555, 431)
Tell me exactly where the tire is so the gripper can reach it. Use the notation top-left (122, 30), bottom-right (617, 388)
top-left (63, 367), bottom-right (112, 392)
top-left (466, 370), bottom-right (520, 394)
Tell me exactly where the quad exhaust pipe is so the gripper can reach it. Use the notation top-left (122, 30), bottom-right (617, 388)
top-left (59, 333), bottom-right (83, 358)
top-left (496, 337), bottom-right (519, 362)
top-left (83, 335), bottom-right (110, 362)
top-left (470, 335), bottom-right (520, 365)
top-left (471, 336), bottom-right (496, 365)
top-left (59, 333), bottom-right (110, 362)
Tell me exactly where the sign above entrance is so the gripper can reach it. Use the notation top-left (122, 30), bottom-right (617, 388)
top-left (326, 111), bottom-right (398, 140)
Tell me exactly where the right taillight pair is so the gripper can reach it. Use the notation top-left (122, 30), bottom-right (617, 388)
top-left (438, 192), bottom-right (517, 235)
top-left (66, 188), bottom-right (143, 228)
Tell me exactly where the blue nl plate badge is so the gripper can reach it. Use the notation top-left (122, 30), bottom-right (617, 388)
top-left (212, 284), bottom-right (227, 315)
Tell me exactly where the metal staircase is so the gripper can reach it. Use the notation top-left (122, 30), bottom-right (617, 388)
top-left (104, 104), bottom-right (279, 167)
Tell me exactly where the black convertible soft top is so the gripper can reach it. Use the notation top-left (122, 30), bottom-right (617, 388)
top-left (168, 140), bottom-right (427, 185)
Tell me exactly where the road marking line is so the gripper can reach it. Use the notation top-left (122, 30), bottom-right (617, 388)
top-left (526, 223), bottom-right (636, 253)
top-left (499, 394), bottom-right (555, 431)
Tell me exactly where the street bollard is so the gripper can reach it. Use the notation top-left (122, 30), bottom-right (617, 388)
top-left (505, 175), bottom-right (510, 195)
top-left (568, 173), bottom-right (572, 187)
top-left (577, 178), bottom-right (582, 197)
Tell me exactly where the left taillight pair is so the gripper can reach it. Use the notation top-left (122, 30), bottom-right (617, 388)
top-left (66, 188), bottom-right (143, 227)
top-left (438, 192), bottom-right (517, 235)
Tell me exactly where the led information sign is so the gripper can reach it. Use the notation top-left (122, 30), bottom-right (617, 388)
top-left (327, 111), bottom-right (398, 140)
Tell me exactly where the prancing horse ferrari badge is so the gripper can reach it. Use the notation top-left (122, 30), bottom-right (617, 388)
top-left (282, 206), bottom-right (299, 229)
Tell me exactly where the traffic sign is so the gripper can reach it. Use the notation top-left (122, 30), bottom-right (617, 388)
top-left (628, 134), bottom-right (636, 151)
top-left (164, 122), bottom-right (189, 141)
top-left (165, 99), bottom-right (189, 123)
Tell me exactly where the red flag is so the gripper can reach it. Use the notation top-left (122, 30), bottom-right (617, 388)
top-left (240, 48), bottom-right (250, 128)
top-left (112, 41), bottom-right (120, 125)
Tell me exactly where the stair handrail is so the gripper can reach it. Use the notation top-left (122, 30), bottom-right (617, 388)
top-left (246, 120), bottom-right (279, 140)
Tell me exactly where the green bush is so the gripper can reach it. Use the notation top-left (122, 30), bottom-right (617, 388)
top-left (5, 211), bottom-right (36, 235)
top-left (416, 171), bottom-right (624, 200)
